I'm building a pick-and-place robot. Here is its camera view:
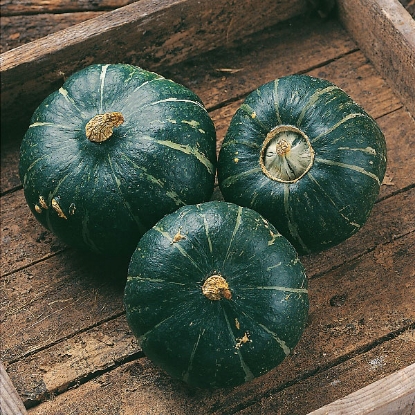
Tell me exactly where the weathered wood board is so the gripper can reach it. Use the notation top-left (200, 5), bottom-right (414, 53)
top-left (1, 1), bottom-right (414, 414)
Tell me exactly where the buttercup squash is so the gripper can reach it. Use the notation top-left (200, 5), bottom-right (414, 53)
top-left (19, 64), bottom-right (217, 256)
top-left (218, 75), bottom-right (387, 254)
top-left (124, 201), bottom-right (309, 388)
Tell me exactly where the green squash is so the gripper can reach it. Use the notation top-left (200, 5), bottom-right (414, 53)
top-left (19, 64), bottom-right (217, 257)
top-left (124, 201), bottom-right (309, 388)
top-left (217, 75), bottom-right (387, 254)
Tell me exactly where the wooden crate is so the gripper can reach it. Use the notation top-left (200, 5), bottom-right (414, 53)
top-left (1, 0), bottom-right (414, 413)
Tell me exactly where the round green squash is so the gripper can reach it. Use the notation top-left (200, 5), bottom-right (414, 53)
top-left (19, 64), bottom-right (217, 257)
top-left (124, 201), bottom-right (309, 388)
top-left (217, 75), bottom-right (387, 255)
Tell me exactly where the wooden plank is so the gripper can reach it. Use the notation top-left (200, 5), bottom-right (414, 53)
top-left (0, 0), bottom-right (309, 130)
top-left (5, 316), bottom-right (141, 408)
top-left (337, 0), bottom-right (415, 115)
top-left (0, 250), bottom-right (127, 363)
top-left (308, 364), bottom-right (415, 415)
top-left (0, 360), bottom-right (28, 415)
top-left (19, 232), bottom-right (414, 414)
top-left (0, 16), bottom-right (361, 193)
top-left (1, 12), bottom-right (104, 53)
top-left (238, 330), bottom-right (415, 415)
top-left (1, 0), bottom-right (137, 15)
top-left (5, 229), bottom-right (415, 409)
top-left (3, 106), bottom-right (413, 277)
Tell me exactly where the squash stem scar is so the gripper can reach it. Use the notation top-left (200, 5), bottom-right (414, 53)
top-left (85, 112), bottom-right (124, 143)
top-left (202, 275), bottom-right (232, 301)
top-left (260, 125), bottom-right (314, 183)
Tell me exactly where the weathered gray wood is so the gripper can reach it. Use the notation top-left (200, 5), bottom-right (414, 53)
top-left (337, 0), bottom-right (415, 115)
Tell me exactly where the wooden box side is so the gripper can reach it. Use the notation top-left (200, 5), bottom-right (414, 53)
top-left (0, 0), bottom-right (309, 131)
top-left (337, 0), bottom-right (415, 116)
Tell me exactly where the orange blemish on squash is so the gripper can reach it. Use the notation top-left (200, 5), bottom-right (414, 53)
top-left (235, 332), bottom-right (250, 349)
top-left (172, 229), bottom-right (186, 243)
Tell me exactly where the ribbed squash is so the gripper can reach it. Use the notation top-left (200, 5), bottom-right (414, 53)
top-left (124, 201), bottom-right (309, 388)
top-left (19, 64), bottom-right (216, 257)
top-left (217, 75), bottom-right (387, 254)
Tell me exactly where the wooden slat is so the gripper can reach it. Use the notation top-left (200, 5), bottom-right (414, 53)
top-left (16, 232), bottom-right (414, 413)
top-left (1, 0), bottom-right (137, 15)
top-left (337, 0), bottom-right (415, 115)
top-left (1, 12), bottom-right (104, 53)
top-left (0, 360), bottom-right (28, 415)
top-left (308, 363), bottom-right (415, 415)
top-left (4, 188), bottom-right (414, 406)
top-left (0, 0), bottom-right (309, 131)
top-left (238, 331), bottom-right (415, 414)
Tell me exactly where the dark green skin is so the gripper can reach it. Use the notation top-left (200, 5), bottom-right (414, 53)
top-left (217, 75), bottom-right (387, 255)
top-left (19, 64), bottom-right (217, 257)
top-left (124, 201), bottom-right (309, 388)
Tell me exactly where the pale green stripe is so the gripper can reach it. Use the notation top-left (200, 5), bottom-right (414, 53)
top-left (284, 183), bottom-right (310, 254)
top-left (154, 226), bottom-right (204, 273)
top-left (108, 154), bottom-right (148, 234)
top-left (58, 87), bottom-right (84, 115)
top-left (312, 113), bottom-right (366, 143)
top-left (120, 151), bottom-right (185, 206)
top-left (127, 276), bottom-right (185, 286)
top-left (239, 103), bottom-right (269, 131)
top-left (139, 314), bottom-right (175, 344)
top-left (266, 262), bottom-right (282, 271)
top-left (149, 97), bottom-right (206, 111)
top-left (29, 122), bottom-right (76, 129)
top-left (99, 64), bottom-right (109, 113)
top-left (240, 286), bottom-right (308, 294)
top-left (140, 135), bottom-right (214, 175)
top-left (223, 309), bottom-right (255, 382)
top-left (183, 328), bottom-right (205, 382)
top-left (199, 212), bottom-right (213, 253)
top-left (338, 146), bottom-right (377, 155)
top-left (273, 79), bottom-right (282, 124)
top-left (297, 85), bottom-right (338, 127)
top-left (224, 206), bottom-right (243, 263)
top-left (258, 322), bottom-right (291, 356)
top-left (221, 167), bottom-right (262, 188)
top-left (307, 172), bottom-right (361, 229)
top-left (315, 157), bottom-right (381, 185)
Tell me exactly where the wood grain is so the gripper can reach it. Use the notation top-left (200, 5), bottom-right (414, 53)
top-left (0, 360), bottom-right (28, 415)
top-left (1, 0), bottom-right (137, 15)
top-left (0, 0), bottom-right (309, 131)
top-left (1, 12), bottom-right (104, 53)
top-left (337, 0), bottom-right (415, 115)
top-left (309, 363), bottom-right (415, 415)
top-left (14, 232), bottom-right (414, 413)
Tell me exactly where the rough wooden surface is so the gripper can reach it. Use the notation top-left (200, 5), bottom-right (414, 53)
top-left (0, 360), bottom-right (28, 415)
top-left (337, 0), bottom-right (415, 115)
top-left (0, 0), bottom-right (310, 131)
top-left (309, 363), bottom-right (415, 414)
top-left (1, 2), bottom-right (415, 414)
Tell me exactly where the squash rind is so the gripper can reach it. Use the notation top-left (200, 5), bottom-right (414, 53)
top-left (124, 201), bottom-right (309, 388)
top-left (217, 75), bottom-right (387, 254)
top-left (19, 64), bottom-right (217, 256)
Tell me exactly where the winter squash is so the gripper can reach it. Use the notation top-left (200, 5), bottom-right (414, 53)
top-left (19, 64), bottom-right (217, 257)
top-left (217, 75), bottom-right (387, 254)
top-left (124, 201), bottom-right (309, 388)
